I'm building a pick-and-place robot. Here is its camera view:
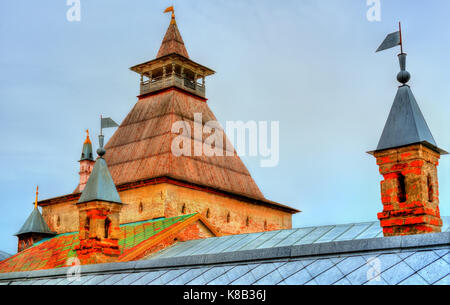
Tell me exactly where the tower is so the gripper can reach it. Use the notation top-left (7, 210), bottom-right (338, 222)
top-left (15, 186), bottom-right (55, 252)
top-left (370, 52), bottom-right (447, 236)
top-left (129, 9), bottom-right (214, 99)
top-left (36, 9), bottom-right (298, 236)
top-left (77, 130), bottom-right (95, 192)
top-left (75, 134), bottom-right (123, 265)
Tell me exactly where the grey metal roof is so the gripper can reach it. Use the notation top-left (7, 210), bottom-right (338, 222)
top-left (0, 230), bottom-right (448, 285)
top-left (0, 251), bottom-right (11, 262)
top-left (148, 217), bottom-right (450, 259)
top-left (78, 157), bottom-right (122, 204)
top-left (375, 85), bottom-right (446, 154)
top-left (0, 218), bottom-right (449, 285)
top-left (14, 208), bottom-right (55, 236)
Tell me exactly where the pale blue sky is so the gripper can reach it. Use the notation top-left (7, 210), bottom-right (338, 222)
top-left (0, 1), bottom-right (449, 254)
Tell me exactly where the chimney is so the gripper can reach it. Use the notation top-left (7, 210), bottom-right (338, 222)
top-left (370, 53), bottom-right (447, 236)
top-left (78, 130), bottom-right (95, 192)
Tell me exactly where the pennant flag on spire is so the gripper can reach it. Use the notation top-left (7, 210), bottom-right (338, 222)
top-left (164, 6), bottom-right (174, 14)
top-left (376, 22), bottom-right (404, 53)
top-left (376, 31), bottom-right (401, 52)
top-left (101, 117), bottom-right (119, 129)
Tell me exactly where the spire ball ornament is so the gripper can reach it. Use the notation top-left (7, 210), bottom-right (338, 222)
top-left (97, 134), bottom-right (106, 157)
top-left (397, 53), bottom-right (411, 85)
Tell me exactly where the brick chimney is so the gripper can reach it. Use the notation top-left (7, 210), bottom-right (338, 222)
top-left (370, 53), bottom-right (447, 236)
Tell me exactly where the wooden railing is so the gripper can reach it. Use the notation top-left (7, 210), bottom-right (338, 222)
top-left (140, 74), bottom-right (205, 97)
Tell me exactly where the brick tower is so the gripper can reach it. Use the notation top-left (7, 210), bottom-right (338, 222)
top-left (370, 53), bottom-right (447, 236)
top-left (75, 135), bottom-right (123, 265)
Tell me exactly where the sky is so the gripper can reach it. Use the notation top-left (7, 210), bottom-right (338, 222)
top-left (0, 0), bottom-right (449, 254)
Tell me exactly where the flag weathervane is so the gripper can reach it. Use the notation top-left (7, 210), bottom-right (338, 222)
top-left (376, 22), bottom-right (410, 85)
top-left (98, 115), bottom-right (119, 156)
top-left (164, 6), bottom-right (175, 24)
top-left (376, 22), bottom-right (404, 53)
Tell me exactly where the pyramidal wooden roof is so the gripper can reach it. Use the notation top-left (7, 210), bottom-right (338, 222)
top-left (156, 18), bottom-right (189, 58)
top-left (103, 89), bottom-right (266, 200)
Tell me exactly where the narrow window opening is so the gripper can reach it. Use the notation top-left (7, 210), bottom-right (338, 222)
top-left (181, 203), bottom-right (186, 214)
top-left (206, 208), bottom-right (210, 219)
top-left (139, 202), bottom-right (144, 213)
top-left (57, 216), bottom-right (61, 227)
top-left (427, 175), bottom-right (433, 202)
top-left (264, 220), bottom-right (267, 231)
top-left (226, 212), bottom-right (231, 223)
top-left (246, 216), bottom-right (250, 227)
top-left (104, 218), bottom-right (111, 239)
top-left (398, 173), bottom-right (406, 203)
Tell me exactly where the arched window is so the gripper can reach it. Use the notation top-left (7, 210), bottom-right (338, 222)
top-left (427, 174), bottom-right (433, 202)
top-left (398, 173), bottom-right (406, 203)
top-left (226, 212), bottom-right (231, 223)
top-left (246, 216), bottom-right (250, 227)
top-left (139, 202), bottom-right (144, 213)
top-left (104, 218), bottom-right (111, 239)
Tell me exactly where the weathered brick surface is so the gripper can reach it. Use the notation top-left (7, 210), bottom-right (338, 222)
top-left (75, 201), bottom-right (123, 265)
top-left (43, 182), bottom-right (292, 236)
top-left (373, 144), bottom-right (442, 236)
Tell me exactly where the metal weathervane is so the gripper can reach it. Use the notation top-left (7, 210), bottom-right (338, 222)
top-left (376, 22), bottom-right (411, 86)
top-left (98, 115), bottom-right (119, 155)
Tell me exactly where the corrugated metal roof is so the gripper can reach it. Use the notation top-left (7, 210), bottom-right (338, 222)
top-left (1, 230), bottom-right (448, 285)
top-left (147, 217), bottom-right (449, 260)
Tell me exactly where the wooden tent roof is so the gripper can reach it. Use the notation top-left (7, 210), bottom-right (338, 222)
top-left (156, 18), bottom-right (189, 59)
top-left (103, 89), bottom-right (266, 200)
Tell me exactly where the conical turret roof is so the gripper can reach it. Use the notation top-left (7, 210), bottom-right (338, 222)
top-left (15, 207), bottom-right (55, 236)
top-left (80, 130), bottom-right (94, 161)
top-left (78, 142), bottom-right (122, 204)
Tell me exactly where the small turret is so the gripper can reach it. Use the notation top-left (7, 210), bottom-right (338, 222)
top-left (75, 133), bottom-right (123, 265)
top-left (77, 130), bottom-right (95, 192)
top-left (15, 186), bottom-right (55, 252)
top-left (370, 28), bottom-right (447, 236)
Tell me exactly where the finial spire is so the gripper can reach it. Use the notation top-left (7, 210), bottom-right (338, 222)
top-left (34, 186), bottom-right (39, 209)
top-left (375, 22), bottom-right (410, 85)
top-left (84, 129), bottom-right (91, 144)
